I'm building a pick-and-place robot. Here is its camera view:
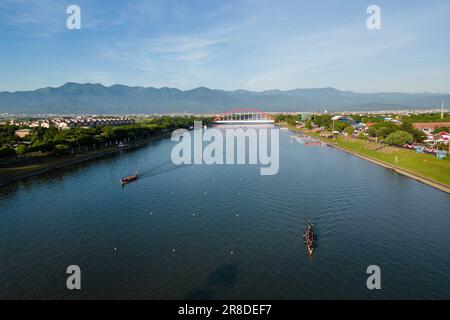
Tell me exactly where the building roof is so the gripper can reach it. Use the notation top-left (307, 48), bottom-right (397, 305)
top-left (412, 122), bottom-right (450, 130)
top-left (331, 115), bottom-right (354, 121)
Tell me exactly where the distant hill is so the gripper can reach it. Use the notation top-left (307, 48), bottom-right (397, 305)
top-left (0, 82), bottom-right (448, 114)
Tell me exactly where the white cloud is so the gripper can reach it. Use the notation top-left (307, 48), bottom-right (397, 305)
top-left (2, 0), bottom-right (449, 92)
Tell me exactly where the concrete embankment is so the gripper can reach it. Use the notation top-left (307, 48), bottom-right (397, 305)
top-left (284, 124), bottom-right (450, 194)
top-left (327, 142), bottom-right (450, 195)
top-left (0, 133), bottom-right (170, 188)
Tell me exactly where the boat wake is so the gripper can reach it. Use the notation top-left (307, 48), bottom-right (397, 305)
top-left (138, 162), bottom-right (188, 180)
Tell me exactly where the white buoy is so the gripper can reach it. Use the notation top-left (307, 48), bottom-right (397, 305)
top-left (230, 250), bottom-right (234, 255)
top-left (172, 249), bottom-right (176, 253)
top-left (114, 247), bottom-right (117, 251)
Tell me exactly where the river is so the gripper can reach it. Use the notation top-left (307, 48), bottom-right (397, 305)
top-left (1, 127), bottom-right (449, 299)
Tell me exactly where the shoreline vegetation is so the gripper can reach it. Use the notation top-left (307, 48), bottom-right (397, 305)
top-left (1, 114), bottom-right (449, 194)
top-left (0, 132), bottom-right (170, 187)
top-left (283, 123), bottom-right (450, 194)
top-left (0, 116), bottom-right (212, 187)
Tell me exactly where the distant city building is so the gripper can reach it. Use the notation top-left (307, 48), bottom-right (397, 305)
top-left (9, 117), bottom-right (135, 130)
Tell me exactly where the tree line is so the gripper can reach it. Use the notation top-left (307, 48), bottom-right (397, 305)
top-left (0, 116), bottom-right (213, 158)
top-left (274, 113), bottom-right (433, 147)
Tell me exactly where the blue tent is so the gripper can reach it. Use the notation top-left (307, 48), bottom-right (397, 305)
top-left (436, 150), bottom-right (447, 159)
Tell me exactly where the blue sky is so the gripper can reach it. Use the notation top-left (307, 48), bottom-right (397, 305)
top-left (0, 0), bottom-right (449, 93)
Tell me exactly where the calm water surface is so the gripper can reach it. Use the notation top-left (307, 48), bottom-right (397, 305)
top-left (1, 128), bottom-right (449, 299)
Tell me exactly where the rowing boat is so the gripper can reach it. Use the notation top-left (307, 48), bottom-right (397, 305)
top-left (304, 222), bottom-right (315, 256)
top-left (120, 173), bottom-right (139, 185)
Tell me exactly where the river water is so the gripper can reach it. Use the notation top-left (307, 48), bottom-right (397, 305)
top-left (1, 128), bottom-right (449, 299)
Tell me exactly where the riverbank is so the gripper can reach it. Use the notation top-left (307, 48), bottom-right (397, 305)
top-left (284, 124), bottom-right (450, 194)
top-left (0, 132), bottom-right (171, 187)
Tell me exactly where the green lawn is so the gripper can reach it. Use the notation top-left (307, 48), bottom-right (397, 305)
top-left (285, 124), bottom-right (450, 187)
top-left (333, 137), bottom-right (450, 186)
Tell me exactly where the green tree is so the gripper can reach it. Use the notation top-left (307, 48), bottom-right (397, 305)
top-left (333, 121), bottom-right (349, 132)
top-left (1, 115), bottom-right (213, 157)
top-left (402, 112), bottom-right (450, 123)
top-left (28, 140), bottom-right (53, 152)
top-left (286, 117), bottom-right (297, 126)
top-left (305, 120), bottom-right (312, 129)
top-left (400, 122), bottom-right (426, 142)
top-left (54, 144), bottom-right (70, 155)
top-left (0, 145), bottom-right (16, 157)
top-left (344, 126), bottom-right (354, 135)
top-left (358, 132), bottom-right (367, 140)
top-left (367, 126), bottom-right (377, 137)
top-left (384, 130), bottom-right (414, 146)
top-left (0, 124), bottom-right (18, 146)
top-left (312, 114), bottom-right (333, 129)
top-left (368, 121), bottom-right (399, 138)
top-left (15, 144), bottom-right (27, 155)
top-left (432, 127), bottom-right (450, 134)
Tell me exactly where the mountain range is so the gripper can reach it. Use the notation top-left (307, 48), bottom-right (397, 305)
top-left (0, 82), bottom-right (448, 114)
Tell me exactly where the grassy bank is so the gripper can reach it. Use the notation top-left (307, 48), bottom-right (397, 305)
top-left (285, 124), bottom-right (450, 190)
top-left (331, 137), bottom-right (450, 185)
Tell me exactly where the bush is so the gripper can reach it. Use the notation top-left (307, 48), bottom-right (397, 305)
top-left (54, 144), bottom-right (71, 155)
top-left (400, 122), bottom-right (426, 142)
top-left (305, 120), bottom-right (312, 129)
top-left (333, 121), bottom-right (349, 132)
top-left (358, 133), bottom-right (367, 140)
top-left (368, 121), bottom-right (399, 138)
top-left (344, 126), bottom-right (354, 135)
top-left (367, 126), bottom-right (377, 137)
top-left (28, 140), bottom-right (53, 152)
top-left (0, 145), bottom-right (16, 157)
top-left (384, 130), bottom-right (414, 146)
top-left (312, 115), bottom-right (333, 128)
top-left (432, 127), bottom-right (450, 134)
top-left (15, 144), bottom-right (27, 155)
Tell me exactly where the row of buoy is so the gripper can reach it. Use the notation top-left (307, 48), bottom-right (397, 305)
top-left (148, 211), bottom-right (241, 217)
top-left (162, 191), bottom-right (243, 196)
top-left (140, 206), bottom-right (240, 256)
top-left (113, 247), bottom-right (235, 255)
top-left (172, 249), bottom-right (234, 255)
